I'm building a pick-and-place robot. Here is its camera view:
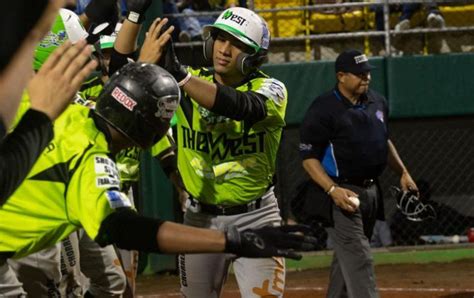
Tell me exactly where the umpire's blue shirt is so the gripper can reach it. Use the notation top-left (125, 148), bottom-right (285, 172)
top-left (299, 87), bottom-right (389, 179)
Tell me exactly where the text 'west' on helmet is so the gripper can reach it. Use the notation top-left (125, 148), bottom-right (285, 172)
top-left (95, 63), bottom-right (180, 148)
top-left (202, 7), bottom-right (270, 53)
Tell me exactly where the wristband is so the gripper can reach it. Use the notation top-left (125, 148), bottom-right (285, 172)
top-left (178, 72), bottom-right (192, 87)
top-left (326, 184), bottom-right (337, 195)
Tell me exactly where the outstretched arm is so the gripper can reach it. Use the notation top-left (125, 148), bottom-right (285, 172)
top-left (387, 139), bottom-right (418, 194)
top-left (96, 208), bottom-right (317, 260)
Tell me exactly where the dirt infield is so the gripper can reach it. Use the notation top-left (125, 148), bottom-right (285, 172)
top-left (136, 258), bottom-right (474, 298)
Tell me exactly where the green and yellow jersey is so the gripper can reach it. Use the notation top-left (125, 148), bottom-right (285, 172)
top-left (176, 68), bottom-right (288, 206)
top-left (0, 105), bottom-right (132, 259)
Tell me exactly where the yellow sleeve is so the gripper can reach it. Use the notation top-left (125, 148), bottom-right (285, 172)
top-left (67, 153), bottom-right (132, 240)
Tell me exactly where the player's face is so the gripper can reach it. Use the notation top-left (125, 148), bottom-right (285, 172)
top-left (212, 31), bottom-right (253, 80)
top-left (340, 71), bottom-right (371, 95)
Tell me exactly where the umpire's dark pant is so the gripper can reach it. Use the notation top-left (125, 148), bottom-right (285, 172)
top-left (325, 183), bottom-right (379, 298)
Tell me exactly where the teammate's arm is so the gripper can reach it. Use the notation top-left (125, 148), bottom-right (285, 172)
top-left (184, 77), bottom-right (268, 122)
top-left (95, 208), bottom-right (317, 259)
top-left (160, 37), bottom-right (268, 122)
top-left (0, 110), bottom-right (53, 205)
top-left (108, 0), bottom-right (152, 75)
top-left (0, 41), bottom-right (96, 205)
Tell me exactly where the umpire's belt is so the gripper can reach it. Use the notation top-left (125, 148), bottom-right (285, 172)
top-left (333, 177), bottom-right (375, 188)
top-left (187, 197), bottom-right (263, 216)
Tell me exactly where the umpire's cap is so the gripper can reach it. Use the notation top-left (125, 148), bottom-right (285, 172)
top-left (335, 49), bottom-right (375, 74)
top-left (95, 62), bottom-right (180, 148)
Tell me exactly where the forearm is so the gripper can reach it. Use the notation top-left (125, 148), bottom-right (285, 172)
top-left (157, 221), bottom-right (225, 254)
top-left (0, 109), bottom-right (53, 205)
top-left (108, 20), bottom-right (141, 75)
top-left (0, 36), bottom-right (36, 128)
top-left (387, 139), bottom-right (408, 175)
top-left (302, 158), bottom-right (336, 193)
top-left (182, 76), bottom-right (217, 110)
top-left (114, 20), bottom-right (141, 54)
top-left (183, 77), bottom-right (267, 121)
top-left (96, 209), bottom-right (225, 253)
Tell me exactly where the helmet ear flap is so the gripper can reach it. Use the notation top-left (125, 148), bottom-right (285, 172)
top-left (203, 34), bottom-right (214, 61)
top-left (236, 50), bottom-right (268, 75)
top-left (236, 52), bottom-right (250, 75)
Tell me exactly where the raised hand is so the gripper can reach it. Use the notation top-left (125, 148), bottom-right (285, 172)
top-left (28, 40), bottom-right (97, 120)
top-left (138, 18), bottom-right (174, 64)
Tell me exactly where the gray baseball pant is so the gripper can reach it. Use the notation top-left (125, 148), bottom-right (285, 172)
top-left (326, 184), bottom-right (379, 298)
top-left (179, 189), bottom-right (286, 298)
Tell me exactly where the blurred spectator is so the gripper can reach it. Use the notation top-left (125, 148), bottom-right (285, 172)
top-left (172, 0), bottom-right (243, 42)
top-left (177, 0), bottom-right (218, 42)
top-left (370, 220), bottom-right (393, 247)
top-left (374, 2), bottom-right (445, 31)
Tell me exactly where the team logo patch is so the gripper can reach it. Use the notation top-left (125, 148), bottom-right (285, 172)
top-left (111, 87), bottom-right (137, 111)
top-left (376, 110), bottom-right (384, 123)
top-left (220, 10), bottom-right (246, 26)
top-left (38, 30), bottom-right (67, 48)
top-left (105, 190), bottom-right (132, 209)
top-left (354, 54), bottom-right (368, 64)
top-left (257, 79), bottom-right (286, 106)
top-left (260, 20), bottom-right (270, 49)
top-left (155, 97), bottom-right (179, 119)
top-left (299, 143), bottom-right (313, 151)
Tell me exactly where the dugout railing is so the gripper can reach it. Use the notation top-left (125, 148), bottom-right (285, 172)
top-left (166, 0), bottom-right (474, 63)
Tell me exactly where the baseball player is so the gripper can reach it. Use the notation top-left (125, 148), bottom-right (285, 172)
top-left (7, 10), bottom-right (177, 296)
top-left (0, 61), bottom-right (315, 296)
top-left (158, 7), bottom-right (289, 297)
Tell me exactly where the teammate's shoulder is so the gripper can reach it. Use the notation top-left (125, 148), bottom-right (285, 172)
top-left (251, 75), bottom-right (287, 106)
top-left (189, 67), bottom-right (213, 78)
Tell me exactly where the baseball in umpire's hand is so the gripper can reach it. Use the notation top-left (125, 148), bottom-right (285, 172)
top-left (224, 225), bottom-right (318, 260)
top-left (348, 196), bottom-right (360, 208)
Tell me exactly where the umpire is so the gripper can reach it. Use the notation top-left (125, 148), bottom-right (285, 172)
top-left (299, 49), bottom-right (418, 298)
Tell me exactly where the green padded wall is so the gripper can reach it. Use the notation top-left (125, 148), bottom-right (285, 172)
top-left (386, 53), bottom-right (474, 118)
top-left (262, 57), bottom-right (387, 125)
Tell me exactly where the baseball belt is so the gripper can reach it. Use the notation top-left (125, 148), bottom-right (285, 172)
top-left (187, 197), bottom-right (263, 216)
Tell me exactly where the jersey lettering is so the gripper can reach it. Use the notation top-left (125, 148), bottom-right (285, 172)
top-left (94, 155), bottom-right (120, 188)
top-left (181, 127), bottom-right (265, 160)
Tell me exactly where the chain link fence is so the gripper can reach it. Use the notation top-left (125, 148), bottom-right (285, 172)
top-left (276, 119), bottom-right (474, 248)
top-left (166, 1), bottom-right (474, 248)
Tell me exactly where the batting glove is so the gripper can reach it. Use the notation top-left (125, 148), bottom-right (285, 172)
top-left (85, 0), bottom-right (118, 27)
top-left (224, 224), bottom-right (318, 260)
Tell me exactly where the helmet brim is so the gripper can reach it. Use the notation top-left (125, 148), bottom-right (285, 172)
top-left (202, 24), bottom-right (260, 52)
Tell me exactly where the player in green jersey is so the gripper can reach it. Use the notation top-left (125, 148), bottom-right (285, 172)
top-left (0, 62), bottom-right (316, 296)
top-left (158, 7), bottom-right (290, 297)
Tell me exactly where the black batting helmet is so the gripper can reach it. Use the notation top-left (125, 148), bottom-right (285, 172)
top-left (95, 62), bottom-right (180, 148)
